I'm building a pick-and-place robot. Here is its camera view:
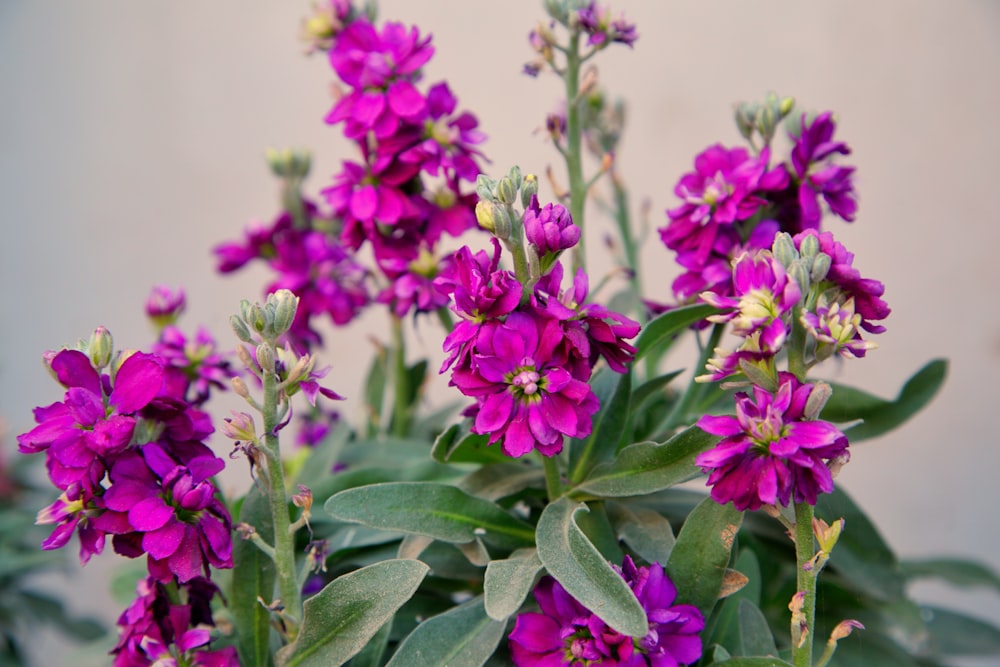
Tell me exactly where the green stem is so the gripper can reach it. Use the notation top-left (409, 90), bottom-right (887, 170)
top-left (658, 323), bottom-right (724, 434)
top-left (260, 346), bottom-right (302, 638)
top-left (814, 640), bottom-right (838, 667)
top-left (611, 170), bottom-right (642, 315)
top-left (436, 306), bottom-right (455, 333)
top-left (792, 501), bottom-right (818, 667)
top-left (541, 454), bottom-right (563, 502)
top-left (390, 315), bottom-right (410, 437)
top-left (564, 29), bottom-right (586, 276)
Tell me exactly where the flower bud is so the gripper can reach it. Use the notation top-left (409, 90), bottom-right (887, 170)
top-left (734, 101), bottom-right (757, 141)
top-left (772, 232), bottom-right (797, 268)
top-left (247, 303), bottom-right (266, 333)
top-left (236, 344), bottom-right (257, 372)
top-left (222, 411), bottom-right (257, 442)
top-left (799, 231), bottom-right (820, 258)
top-left (789, 261), bottom-right (811, 297)
top-left (497, 176), bottom-right (517, 205)
top-left (269, 289), bottom-right (299, 336)
top-left (779, 96), bottom-right (796, 117)
top-left (830, 619), bottom-right (864, 642)
top-left (232, 376), bottom-right (251, 399)
top-left (813, 517), bottom-right (845, 554)
top-left (804, 381), bottom-right (832, 420)
top-left (88, 326), bottom-right (114, 370)
top-left (521, 173), bottom-right (539, 208)
top-left (475, 200), bottom-right (495, 232)
top-left (256, 343), bottom-right (275, 375)
top-left (145, 286), bottom-right (186, 328)
top-left (810, 252), bottom-right (832, 283)
top-left (476, 174), bottom-right (497, 202)
top-left (230, 314), bottom-right (254, 343)
top-left (491, 204), bottom-right (513, 242)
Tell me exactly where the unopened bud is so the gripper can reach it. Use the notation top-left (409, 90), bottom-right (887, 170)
top-left (810, 252), bottom-right (832, 283)
top-left (830, 619), bottom-right (864, 642)
top-left (789, 261), bottom-right (811, 296)
top-left (772, 232), bottom-right (798, 268)
top-left (799, 232), bottom-right (820, 258)
top-left (779, 96), bottom-right (796, 117)
top-left (756, 103), bottom-right (777, 143)
top-left (256, 344), bottom-right (275, 375)
top-left (222, 411), bottom-right (257, 441)
top-left (497, 176), bottom-right (516, 205)
top-left (475, 200), bottom-right (495, 232)
top-left (236, 344), bottom-right (257, 372)
top-left (88, 327), bottom-right (114, 370)
top-left (235, 522), bottom-right (256, 539)
top-left (230, 315), bottom-right (253, 343)
top-left (269, 289), bottom-right (299, 336)
top-left (734, 101), bottom-right (757, 141)
top-left (491, 205), bottom-right (513, 241)
top-left (521, 174), bottom-right (539, 208)
top-left (247, 303), bottom-right (266, 334)
top-left (232, 376), bottom-right (251, 399)
top-left (476, 174), bottom-right (497, 202)
top-left (804, 381), bottom-right (832, 420)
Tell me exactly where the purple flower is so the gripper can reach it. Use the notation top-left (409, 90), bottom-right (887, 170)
top-left (99, 444), bottom-right (232, 582)
top-left (801, 299), bottom-right (877, 359)
top-left (793, 229), bottom-right (889, 334)
top-left (399, 81), bottom-right (487, 183)
top-left (145, 286), bottom-right (186, 329)
top-left (696, 373), bottom-right (849, 511)
top-left (577, 2), bottom-right (639, 48)
top-left (523, 194), bottom-right (581, 259)
top-left (450, 311), bottom-right (598, 457)
top-left (780, 112), bottom-right (857, 231)
top-left (509, 556), bottom-right (704, 666)
top-left (153, 326), bottom-right (232, 407)
top-left (659, 145), bottom-right (788, 288)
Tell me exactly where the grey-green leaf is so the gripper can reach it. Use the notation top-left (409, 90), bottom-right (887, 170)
top-left (900, 558), bottom-right (1000, 593)
top-left (737, 599), bottom-right (779, 657)
top-left (275, 559), bottom-right (429, 667)
top-left (536, 497), bottom-right (648, 637)
top-left (569, 368), bottom-right (632, 484)
top-left (667, 497), bottom-right (744, 617)
top-left (575, 426), bottom-right (718, 497)
top-left (484, 548), bottom-right (543, 620)
top-left (325, 482), bottom-right (535, 549)
top-left (231, 486), bottom-right (277, 667)
top-left (607, 502), bottom-right (676, 565)
top-left (385, 597), bottom-right (505, 667)
top-left (634, 303), bottom-right (720, 361)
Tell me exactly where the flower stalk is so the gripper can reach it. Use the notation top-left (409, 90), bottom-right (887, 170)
top-left (792, 500), bottom-right (818, 666)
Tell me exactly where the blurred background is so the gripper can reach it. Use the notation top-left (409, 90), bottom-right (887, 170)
top-left (1, 1), bottom-right (998, 663)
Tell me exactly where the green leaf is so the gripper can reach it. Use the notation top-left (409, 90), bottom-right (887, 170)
top-left (708, 549), bottom-right (763, 654)
top-left (922, 605), bottom-right (1000, 656)
top-left (363, 344), bottom-right (389, 437)
top-left (634, 303), bottom-right (720, 362)
top-left (667, 497), bottom-right (743, 617)
top-left (574, 426), bottom-right (718, 497)
top-left (231, 486), bottom-right (277, 667)
top-left (385, 596), bottom-right (505, 667)
top-left (900, 558), bottom-right (1000, 593)
top-left (404, 359), bottom-right (428, 406)
top-left (275, 559), bottom-right (429, 667)
top-left (291, 420), bottom-right (350, 489)
top-left (325, 482), bottom-right (535, 549)
top-left (820, 358), bottom-right (947, 441)
top-left (346, 618), bottom-right (393, 667)
top-left (535, 497), bottom-right (648, 637)
top-left (737, 599), bottom-right (779, 657)
top-left (570, 369), bottom-right (632, 483)
top-left (606, 501), bottom-right (676, 565)
top-left (631, 369), bottom-right (684, 412)
top-left (484, 548), bottom-right (543, 620)
top-left (431, 422), bottom-right (509, 465)
top-left (814, 486), bottom-right (903, 602)
top-left (458, 463), bottom-right (545, 502)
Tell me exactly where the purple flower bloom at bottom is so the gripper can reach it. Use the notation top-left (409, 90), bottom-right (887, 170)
top-left (509, 556), bottom-right (704, 666)
top-left (695, 373), bottom-right (849, 511)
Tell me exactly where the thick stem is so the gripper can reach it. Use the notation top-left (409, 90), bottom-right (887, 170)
top-left (260, 348), bottom-right (302, 638)
top-left (541, 454), bottom-right (563, 502)
top-left (792, 501), bottom-right (818, 667)
top-left (390, 315), bottom-right (410, 437)
top-left (564, 29), bottom-right (587, 276)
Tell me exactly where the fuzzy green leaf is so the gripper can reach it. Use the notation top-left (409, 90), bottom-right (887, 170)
top-left (431, 422), bottom-right (509, 464)
top-left (607, 502), bottom-right (676, 565)
top-left (574, 426), bottom-right (718, 497)
top-left (231, 486), bottom-right (277, 667)
top-left (385, 597), bottom-right (505, 667)
top-left (536, 497), bottom-right (648, 637)
top-left (484, 548), bottom-right (543, 620)
top-left (737, 599), bottom-right (779, 657)
top-left (667, 497), bottom-right (744, 617)
top-left (325, 482), bottom-right (535, 549)
top-left (900, 558), bottom-right (1000, 593)
top-left (922, 605), bottom-right (1000, 656)
top-left (634, 303), bottom-right (720, 361)
top-left (820, 358), bottom-right (947, 441)
top-left (570, 368), bottom-right (632, 483)
top-left (275, 559), bottom-right (429, 667)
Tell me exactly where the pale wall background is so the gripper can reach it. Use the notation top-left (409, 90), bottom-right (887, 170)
top-left (1, 0), bottom-right (999, 663)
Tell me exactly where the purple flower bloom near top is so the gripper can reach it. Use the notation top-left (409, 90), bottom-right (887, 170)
top-left (696, 373), bottom-right (849, 511)
top-left (153, 325), bottom-right (232, 407)
top-left (399, 81), bottom-right (487, 183)
top-left (577, 2), bottom-right (639, 48)
top-left (523, 194), bottom-right (581, 259)
top-left (450, 311), bottom-right (598, 457)
top-left (145, 286), bottom-right (186, 329)
top-left (780, 112), bottom-right (857, 231)
top-left (509, 556), bottom-right (704, 666)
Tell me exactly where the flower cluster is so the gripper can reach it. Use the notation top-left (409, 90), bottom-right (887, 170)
top-left (439, 180), bottom-right (638, 458)
top-left (509, 556), bottom-right (704, 666)
top-left (524, 2), bottom-right (638, 76)
top-left (17, 295), bottom-right (235, 664)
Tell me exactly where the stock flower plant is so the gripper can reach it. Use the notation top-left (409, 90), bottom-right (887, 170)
top-left (12, 2), bottom-right (1000, 667)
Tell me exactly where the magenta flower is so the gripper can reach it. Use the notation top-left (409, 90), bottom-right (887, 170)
top-left (509, 556), bottom-right (704, 666)
top-left (577, 2), bottom-right (639, 48)
top-left (450, 311), bottom-right (598, 457)
top-left (781, 112), bottom-right (857, 231)
top-left (801, 299), bottom-right (878, 359)
top-left (399, 81), bottom-right (487, 183)
top-left (145, 286), bottom-right (186, 329)
top-left (793, 229), bottom-right (889, 334)
top-left (696, 373), bottom-right (849, 511)
top-left (99, 444), bottom-right (232, 582)
top-left (153, 326), bottom-right (232, 407)
top-left (523, 194), bottom-right (581, 259)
